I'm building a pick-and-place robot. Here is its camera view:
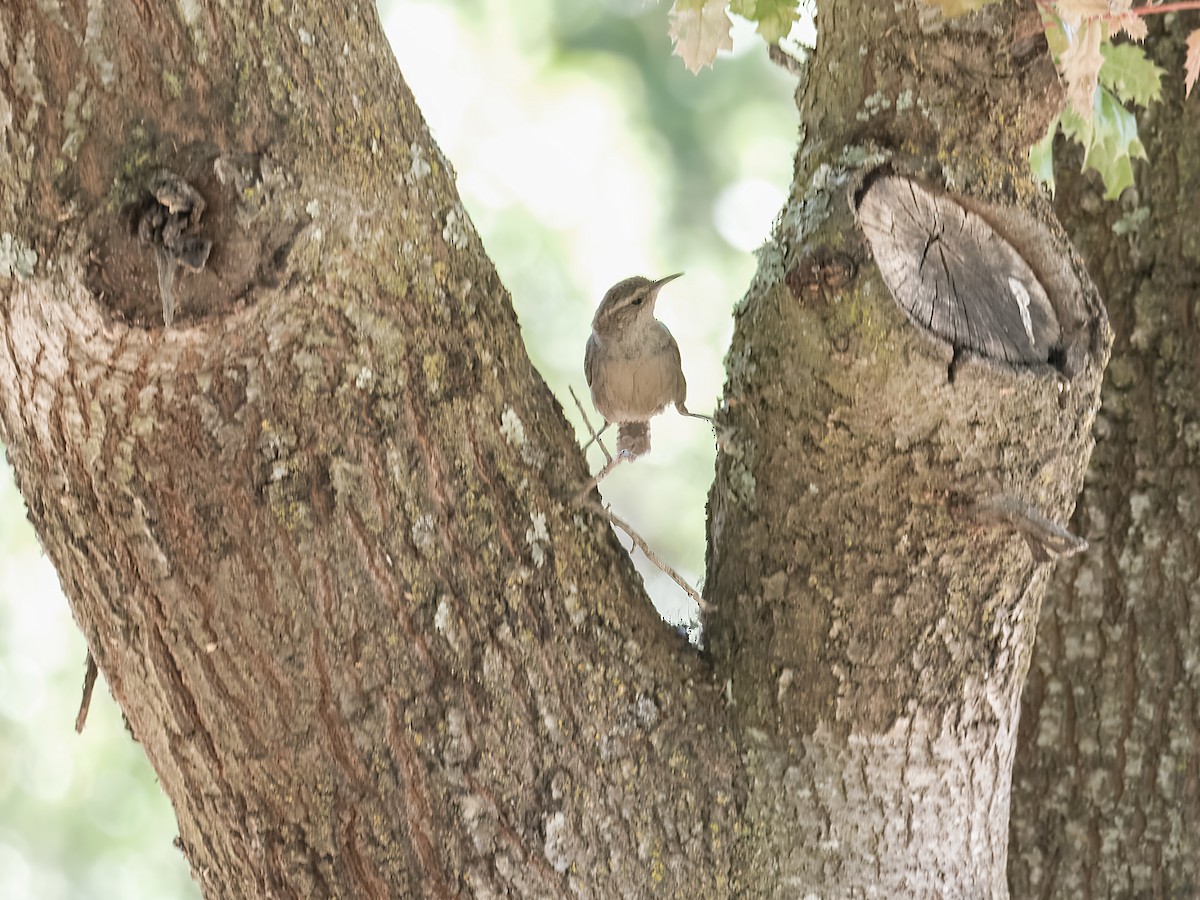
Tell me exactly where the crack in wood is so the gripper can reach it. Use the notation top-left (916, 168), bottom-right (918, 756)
top-left (858, 176), bottom-right (1062, 367)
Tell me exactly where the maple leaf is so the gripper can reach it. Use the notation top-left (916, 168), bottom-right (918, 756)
top-left (1099, 43), bottom-right (1163, 107)
top-left (669, 0), bottom-right (734, 74)
top-left (1060, 17), bottom-right (1105, 119)
top-left (1186, 29), bottom-right (1200, 98)
top-left (1112, 12), bottom-right (1147, 42)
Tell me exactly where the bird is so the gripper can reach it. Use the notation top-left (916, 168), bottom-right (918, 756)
top-left (582, 274), bottom-right (710, 485)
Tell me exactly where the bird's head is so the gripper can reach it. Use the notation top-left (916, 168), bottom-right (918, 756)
top-left (592, 273), bottom-right (682, 334)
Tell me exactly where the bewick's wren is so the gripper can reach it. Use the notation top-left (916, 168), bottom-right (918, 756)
top-left (584, 273), bottom-right (709, 462)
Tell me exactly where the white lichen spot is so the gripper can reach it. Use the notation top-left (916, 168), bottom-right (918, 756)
top-left (434, 596), bottom-right (461, 654)
top-left (297, 27), bottom-right (314, 46)
top-left (446, 707), bottom-right (465, 742)
top-left (856, 91), bottom-right (892, 122)
top-left (501, 407), bottom-right (544, 467)
top-left (526, 511), bottom-right (549, 568)
top-left (34, 0), bottom-right (69, 30)
top-left (562, 583), bottom-right (586, 628)
top-left (896, 89), bottom-right (914, 112)
top-left (500, 406), bottom-right (526, 448)
top-left (1008, 276), bottom-right (1035, 341)
top-left (543, 811), bottom-right (573, 873)
top-left (459, 793), bottom-right (498, 855)
top-left (305, 198), bottom-right (320, 218)
top-left (0, 86), bottom-right (12, 154)
top-left (1113, 206), bottom-right (1149, 236)
top-left (15, 31), bottom-right (46, 106)
top-left (634, 694), bottom-right (659, 728)
top-left (411, 513), bottom-right (436, 554)
top-left (0, 233), bottom-right (37, 279)
top-left (777, 667), bottom-right (795, 701)
top-left (408, 142), bottom-right (431, 182)
top-left (354, 366), bottom-right (373, 389)
top-left (60, 74), bottom-right (92, 161)
top-left (83, 0), bottom-right (116, 85)
top-left (1129, 490), bottom-right (1151, 526)
top-left (170, 0), bottom-right (208, 64)
top-left (442, 204), bottom-right (470, 250)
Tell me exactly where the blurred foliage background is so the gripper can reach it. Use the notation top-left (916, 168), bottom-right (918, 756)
top-left (0, 1), bottom-right (800, 896)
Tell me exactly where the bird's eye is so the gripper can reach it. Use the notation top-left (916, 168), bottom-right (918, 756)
top-left (631, 298), bottom-right (643, 307)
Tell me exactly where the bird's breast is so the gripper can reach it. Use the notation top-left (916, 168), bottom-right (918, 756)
top-left (589, 332), bottom-right (685, 423)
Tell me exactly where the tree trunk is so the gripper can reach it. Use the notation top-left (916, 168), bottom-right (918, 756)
top-left (1009, 24), bottom-right (1200, 899)
top-left (704, 3), bottom-right (1108, 895)
top-left (0, 1), bottom-right (1110, 897)
top-left (0, 2), bottom-right (738, 896)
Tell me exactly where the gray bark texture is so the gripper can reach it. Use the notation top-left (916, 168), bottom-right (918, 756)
top-left (1009, 23), bottom-right (1200, 899)
top-left (0, 0), bottom-right (1120, 898)
top-left (704, 3), bottom-right (1108, 895)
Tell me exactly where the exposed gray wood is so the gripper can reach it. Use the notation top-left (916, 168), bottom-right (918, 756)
top-left (858, 176), bottom-right (1061, 365)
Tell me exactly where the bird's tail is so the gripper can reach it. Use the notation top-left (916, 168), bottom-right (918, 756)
top-left (617, 422), bottom-right (650, 459)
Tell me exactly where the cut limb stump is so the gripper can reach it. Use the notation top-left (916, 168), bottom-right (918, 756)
top-left (857, 176), bottom-right (1061, 365)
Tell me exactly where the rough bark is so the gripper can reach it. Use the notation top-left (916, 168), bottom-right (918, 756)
top-left (0, 2), bottom-right (738, 897)
top-left (1009, 24), bottom-right (1200, 899)
top-left (705, 3), bottom-right (1108, 895)
top-left (0, 0), bottom-right (1117, 897)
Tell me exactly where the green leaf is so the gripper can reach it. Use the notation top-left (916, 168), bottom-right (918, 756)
top-left (1099, 43), bottom-right (1164, 108)
top-left (1059, 86), bottom-right (1146, 200)
top-left (729, 0), bottom-right (799, 43)
top-left (1030, 117), bottom-right (1058, 195)
top-left (1042, 15), bottom-right (1068, 58)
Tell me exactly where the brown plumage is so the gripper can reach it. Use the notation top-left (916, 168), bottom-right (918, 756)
top-left (585, 274), bottom-right (702, 459)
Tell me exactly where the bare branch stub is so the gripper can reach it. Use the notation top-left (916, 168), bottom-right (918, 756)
top-left (137, 171), bottom-right (213, 326)
top-left (74, 651), bottom-right (99, 734)
top-left (857, 176), bottom-right (1061, 366)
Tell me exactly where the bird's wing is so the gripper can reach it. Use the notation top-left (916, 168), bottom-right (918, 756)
top-left (661, 323), bottom-right (687, 409)
top-left (584, 333), bottom-right (597, 389)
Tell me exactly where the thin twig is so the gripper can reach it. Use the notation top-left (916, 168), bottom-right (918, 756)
top-left (602, 507), bottom-right (711, 612)
top-left (574, 452), bottom-right (628, 501)
top-left (569, 385), bottom-right (612, 463)
top-left (1130, 1), bottom-right (1200, 15)
top-left (75, 651), bottom-right (98, 734)
top-left (1034, 0), bottom-right (1200, 21)
top-left (579, 424), bottom-right (611, 457)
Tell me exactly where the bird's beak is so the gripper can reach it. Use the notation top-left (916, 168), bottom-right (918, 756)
top-left (653, 272), bottom-right (684, 290)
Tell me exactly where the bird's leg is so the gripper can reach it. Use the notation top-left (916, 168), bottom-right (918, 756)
top-left (677, 402), bottom-right (714, 424)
